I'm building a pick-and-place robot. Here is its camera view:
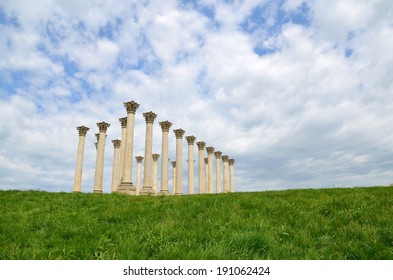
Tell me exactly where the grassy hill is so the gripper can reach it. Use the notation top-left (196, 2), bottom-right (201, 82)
top-left (0, 186), bottom-right (392, 259)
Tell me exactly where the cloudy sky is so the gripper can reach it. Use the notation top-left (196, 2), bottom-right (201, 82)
top-left (1, 0), bottom-right (393, 193)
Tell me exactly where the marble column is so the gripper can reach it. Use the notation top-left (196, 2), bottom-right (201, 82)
top-left (94, 133), bottom-right (99, 150)
top-left (73, 125), bottom-right (89, 193)
top-left (135, 156), bottom-right (144, 195)
top-left (171, 161), bottom-right (176, 195)
top-left (222, 155), bottom-right (229, 193)
top-left (206, 147), bottom-right (215, 194)
top-left (196, 141), bottom-right (206, 194)
top-left (174, 129), bottom-right (185, 195)
top-left (204, 157), bottom-right (209, 194)
top-left (118, 117), bottom-right (127, 184)
top-left (94, 122), bottom-right (110, 193)
top-left (111, 139), bottom-right (121, 193)
top-left (159, 121), bottom-right (172, 195)
top-left (141, 111), bottom-right (157, 195)
top-left (229, 159), bottom-right (235, 193)
top-left (152, 153), bottom-right (160, 194)
top-left (118, 101), bottom-right (139, 194)
top-left (214, 151), bottom-right (222, 193)
top-left (185, 136), bottom-right (196, 195)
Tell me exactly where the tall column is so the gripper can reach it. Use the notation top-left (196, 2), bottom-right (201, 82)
top-left (94, 122), bottom-right (110, 193)
top-left (229, 159), bottom-right (235, 193)
top-left (135, 156), bottom-right (144, 195)
top-left (159, 121), bottom-right (172, 195)
top-left (206, 147), bottom-right (215, 194)
top-left (152, 153), bottom-right (160, 194)
top-left (111, 139), bottom-right (121, 193)
top-left (174, 129), bottom-right (185, 195)
top-left (118, 117), bottom-right (127, 184)
top-left (214, 151), bottom-right (222, 193)
top-left (204, 157), bottom-right (208, 193)
top-left (185, 136), bottom-right (196, 195)
top-left (118, 101), bottom-right (139, 194)
top-left (222, 155), bottom-right (229, 193)
top-left (196, 141), bottom-right (206, 194)
top-left (141, 111), bottom-right (157, 195)
top-left (73, 125), bottom-right (89, 193)
top-left (171, 161), bottom-right (176, 195)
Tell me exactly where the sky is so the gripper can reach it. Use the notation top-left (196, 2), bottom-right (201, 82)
top-left (1, 0), bottom-right (393, 193)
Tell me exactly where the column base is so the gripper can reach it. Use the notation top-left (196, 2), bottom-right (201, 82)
top-left (158, 190), bottom-right (171, 196)
top-left (117, 182), bottom-right (136, 195)
top-left (73, 191), bottom-right (81, 193)
top-left (93, 190), bottom-right (103, 194)
top-left (140, 185), bottom-right (155, 195)
top-left (174, 192), bottom-right (183, 195)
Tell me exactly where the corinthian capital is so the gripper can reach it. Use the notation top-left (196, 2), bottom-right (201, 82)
top-left (123, 100), bottom-right (140, 114)
top-left (214, 151), bottom-right (222, 159)
top-left (119, 117), bottom-right (127, 128)
top-left (228, 159), bottom-right (235, 166)
top-left (221, 155), bottom-right (229, 162)
top-left (143, 111), bottom-right (157, 123)
top-left (159, 120), bottom-right (172, 132)
top-left (173, 128), bottom-right (185, 139)
top-left (112, 139), bottom-right (121, 148)
top-left (196, 141), bottom-right (206, 150)
top-left (185, 135), bottom-right (196, 145)
top-left (97, 122), bottom-right (110, 133)
top-left (136, 156), bottom-right (144, 163)
top-left (77, 125), bottom-right (89, 136)
top-left (206, 146), bottom-right (215, 155)
top-left (171, 161), bottom-right (176, 168)
top-left (152, 153), bottom-right (160, 160)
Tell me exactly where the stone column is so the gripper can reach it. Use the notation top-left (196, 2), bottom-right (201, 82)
top-left (135, 156), bottom-right (144, 195)
top-left (196, 141), bottom-right (206, 194)
top-left (174, 129), bottom-right (185, 195)
top-left (141, 111), bottom-right (157, 195)
top-left (159, 121), bottom-right (172, 195)
top-left (222, 155), bottom-right (229, 193)
top-left (118, 117), bottom-right (127, 184)
top-left (118, 101), bottom-right (139, 194)
top-left (111, 139), bottom-right (121, 193)
top-left (204, 157), bottom-right (208, 193)
top-left (94, 122), bottom-right (110, 193)
top-left (73, 125), bottom-right (89, 193)
top-left (206, 147), bottom-right (215, 194)
top-left (185, 136), bottom-right (196, 195)
top-left (229, 159), bottom-right (235, 193)
top-left (214, 151), bottom-right (222, 193)
top-left (171, 161), bottom-right (176, 195)
top-left (152, 153), bottom-right (160, 194)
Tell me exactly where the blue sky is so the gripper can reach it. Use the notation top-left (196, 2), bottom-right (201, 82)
top-left (1, 0), bottom-right (393, 193)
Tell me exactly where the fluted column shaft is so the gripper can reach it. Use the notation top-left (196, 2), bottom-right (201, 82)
top-left (111, 139), bottom-right (121, 193)
top-left (186, 136), bottom-right (196, 195)
top-left (159, 121), bottom-right (172, 195)
top-left (174, 129), bottom-right (185, 195)
top-left (152, 154), bottom-right (160, 194)
top-left (206, 147), bottom-right (215, 194)
top-left (215, 151), bottom-right (222, 193)
top-left (73, 126), bottom-right (89, 193)
top-left (172, 161), bottom-right (176, 195)
top-left (94, 122), bottom-right (110, 193)
top-left (196, 142), bottom-right (206, 194)
top-left (118, 117), bottom-right (127, 184)
top-left (135, 156), bottom-right (144, 195)
top-left (229, 159), bottom-right (235, 193)
top-left (222, 155), bottom-right (229, 193)
top-left (119, 101), bottom-right (139, 194)
top-left (141, 111), bottom-right (157, 194)
top-left (204, 157), bottom-right (208, 193)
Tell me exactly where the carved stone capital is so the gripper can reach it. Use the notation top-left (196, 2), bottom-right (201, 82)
top-left (159, 120), bottom-right (172, 132)
top-left (112, 139), bottom-right (121, 148)
top-left (185, 135), bottom-right (196, 145)
top-left (222, 155), bottom-right (229, 162)
top-left (228, 159), bottom-right (235, 166)
top-left (136, 156), bottom-right (144, 163)
top-left (196, 141), bottom-right (206, 150)
top-left (95, 133), bottom-right (99, 141)
top-left (76, 125), bottom-right (89, 136)
top-left (94, 142), bottom-right (98, 149)
top-left (171, 161), bottom-right (176, 168)
top-left (119, 117), bottom-right (127, 128)
top-left (214, 151), bottom-right (222, 159)
top-left (206, 146), bottom-right (215, 154)
top-left (123, 100), bottom-right (140, 114)
top-left (204, 158), bottom-right (208, 164)
top-left (173, 128), bottom-right (185, 139)
top-left (143, 111), bottom-right (157, 123)
top-left (97, 121), bottom-right (110, 133)
top-left (152, 153), bottom-right (160, 161)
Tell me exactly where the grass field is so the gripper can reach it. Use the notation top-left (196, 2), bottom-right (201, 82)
top-left (0, 186), bottom-right (392, 259)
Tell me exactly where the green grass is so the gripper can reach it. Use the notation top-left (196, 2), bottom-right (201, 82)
top-left (0, 186), bottom-right (392, 259)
